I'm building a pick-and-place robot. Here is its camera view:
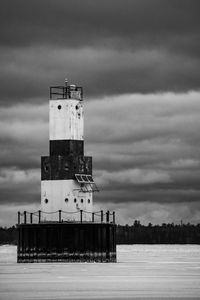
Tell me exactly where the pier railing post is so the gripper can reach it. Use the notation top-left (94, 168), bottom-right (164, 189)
top-left (30, 213), bottom-right (33, 224)
top-left (80, 210), bottom-right (83, 223)
top-left (101, 210), bottom-right (103, 223)
top-left (106, 211), bottom-right (109, 223)
top-left (24, 211), bottom-right (26, 224)
top-left (113, 211), bottom-right (115, 224)
top-left (18, 211), bottom-right (20, 225)
top-left (38, 210), bottom-right (41, 224)
top-left (59, 210), bottom-right (62, 222)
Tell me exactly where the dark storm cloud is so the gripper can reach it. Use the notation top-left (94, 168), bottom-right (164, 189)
top-left (0, 167), bottom-right (40, 205)
top-left (0, 0), bottom-right (199, 48)
top-left (1, 92), bottom-right (200, 209)
top-left (0, 92), bottom-right (200, 225)
top-left (95, 187), bottom-right (200, 205)
top-left (0, 0), bottom-right (200, 103)
top-left (1, 46), bottom-right (200, 104)
top-left (0, 103), bottom-right (48, 170)
top-left (0, 1), bottom-right (200, 225)
top-left (86, 92), bottom-right (200, 209)
top-left (0, 188), bottom-right (39, 205)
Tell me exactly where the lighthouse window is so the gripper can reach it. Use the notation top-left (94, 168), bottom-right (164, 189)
top-left (57, 105), bottom-right (62, 110)
top-left (44, 198), bottom-right (48, 204)
top-left (88, 199), bottom-right (90, 203)
top-left (65, 198), bottom-right (68, 203)
top-left (74, 198), bottom-right (77, 203)
top-left (81, 199), bottom-right (84, 203)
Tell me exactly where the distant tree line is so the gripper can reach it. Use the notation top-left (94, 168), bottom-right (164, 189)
top-left (0, 221), bottom-right (200, 245)
top-left (0, 226), bottom-right (17, 245)
top-left (117, 220), bottom-right (200, 244)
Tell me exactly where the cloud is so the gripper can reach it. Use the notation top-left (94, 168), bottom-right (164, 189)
top-left (0, 168), bottom-right (39, 185)
top-left (0, 167), bottom-right (40, 205)
top-left (0, 203), bottom-right (40, 227)
top-left (94, 201), bottom-right (200, 225)
top-left (85, 91), bottom-right (200, 148)
top-left (0, 46), bottom-right (200, 104)
top-left (169, 159), bottom-right (200, 169)
top-left (0, 1), bottom-right (200, 103)
top-left (0, 91), bottom-right (200, 212)
top-left (0, 0), bottom-right (199, 49)
top-left (0, 103), bottom-right (48, 171)
top-left (87, 92), bottom-right (200, 209)
top-left (96, 169), bottom-right (171, 186)
top-left (0, 1), bottom-right (199, 225)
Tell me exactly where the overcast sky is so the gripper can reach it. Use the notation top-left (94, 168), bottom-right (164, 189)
top-left (0, 0), bottom-right (200, 226)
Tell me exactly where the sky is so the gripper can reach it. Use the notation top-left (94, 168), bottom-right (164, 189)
top-left (0, 0), bottom-right (200, 226)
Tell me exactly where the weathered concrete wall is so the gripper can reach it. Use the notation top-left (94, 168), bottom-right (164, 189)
top-left (41, 93), bottom-right (93, 221)
top-left (41, 180), bottom-right (93, 221)
top-left (41, 155), bottom-right (92, 180)
top-left (49, 99), bottom-right (83, 141)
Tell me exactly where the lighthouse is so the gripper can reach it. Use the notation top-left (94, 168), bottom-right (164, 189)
top-left (17, 80), bottom-right (116, 263)
top-left (41, 80), bottom-right (98, 221)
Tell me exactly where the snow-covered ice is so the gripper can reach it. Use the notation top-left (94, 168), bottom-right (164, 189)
top-left (0, 244), bottom-right (200, 299)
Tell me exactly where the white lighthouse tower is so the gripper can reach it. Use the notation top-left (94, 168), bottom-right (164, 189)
top-left (18, 80), bottom-right (116, 263)
top-left (41, 80), bottom-right (98, 221)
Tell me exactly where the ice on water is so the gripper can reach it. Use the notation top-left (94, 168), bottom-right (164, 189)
top-left (0, 244), bottom-right (200, 299)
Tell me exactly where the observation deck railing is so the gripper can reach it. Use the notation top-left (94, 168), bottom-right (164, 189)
top-left (50, 85), bottom-right (83, 100)
top-left (17, 210), bottom-right (115, 225)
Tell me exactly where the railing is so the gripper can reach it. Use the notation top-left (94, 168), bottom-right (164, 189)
top-left (17, 210), bottom-right (115, 225)
top-left (50, 86), bottom-right (83, 100)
